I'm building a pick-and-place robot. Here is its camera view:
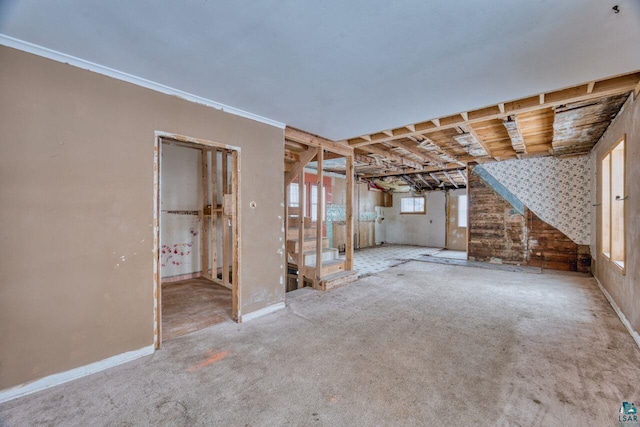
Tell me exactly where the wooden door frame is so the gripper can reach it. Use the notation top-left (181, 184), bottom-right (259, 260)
top-left (153, 131), bottom-right (242, 349)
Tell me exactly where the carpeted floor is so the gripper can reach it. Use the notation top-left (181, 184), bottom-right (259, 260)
top-left (1, 261), bottom-right (639, 426)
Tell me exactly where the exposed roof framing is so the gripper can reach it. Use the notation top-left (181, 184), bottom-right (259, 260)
top-left (502, 116), bottom-right (526, 155)
top-left (376, 168), bottom-right (467, 192)
top-left (285, 72), bottom-right (637, 187)
top-left (345, 71), bottom-right (639, 148)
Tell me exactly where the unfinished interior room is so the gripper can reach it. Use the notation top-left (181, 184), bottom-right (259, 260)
top-left (1, 1), bottom-right (639, 425)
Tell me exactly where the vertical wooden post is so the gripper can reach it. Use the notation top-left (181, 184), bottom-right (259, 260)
top-left (201, 149), bottom-right (210, 279)
top-left (211, 150), bottom-right (218, 279)
top-left (346, 154), bottom-right (354, 270)
top-left (297, 172), bottom-right (306, 288)
top-left (231, 150), bottom-right (239, 319)
top-left (316, 148), bottom-right (324, 283)
top-left (222, 150), bottom-right (230, 288)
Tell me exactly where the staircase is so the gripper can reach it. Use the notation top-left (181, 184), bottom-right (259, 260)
top-left (286, 208), bottom-right (358, 292)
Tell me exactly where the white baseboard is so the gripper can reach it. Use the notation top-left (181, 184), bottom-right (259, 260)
top-left (594, 277), bottom-right (640, 349)
top-left (0, 345), bottom-right (154, 404)
top-left (240, 302), bottom-right (286, 323)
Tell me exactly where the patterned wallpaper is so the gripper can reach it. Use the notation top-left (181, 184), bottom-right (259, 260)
top-left (482, 156), bottom-right (592, 245)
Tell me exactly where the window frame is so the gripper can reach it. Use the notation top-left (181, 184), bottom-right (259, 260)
top-left (600, 135), bottom-right (626, 274)
top-left (400, 196), bottom-right (426, 214)
top-left (458, 194), bottom-right (468, 228)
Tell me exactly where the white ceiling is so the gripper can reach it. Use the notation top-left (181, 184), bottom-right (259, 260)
top-left (1, 0), bottom-right (639, 140)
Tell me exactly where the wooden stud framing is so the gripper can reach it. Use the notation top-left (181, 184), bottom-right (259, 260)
top-left (200, 149), bottom-right (210, 279)
top-left (285, 127), bottom-right (353, 157)
top-left (231, 150), bottom-right (240, 319)
top-left (315, 148), bottom-right (324, 284)
top-left (211, 150), bottom-right (218, 278)
top-left (155, 132), bottom-right (243, 343)
top-left (297, 172), bottom-right (306, 288)
top-left (222, 150), bottom-right (230, 289)
top-left (285, 148), bottom-right (317, 187)
top-left (346, 154), bottom-right (354, 271)
top-left (345, 71), bottom-right (640, 148)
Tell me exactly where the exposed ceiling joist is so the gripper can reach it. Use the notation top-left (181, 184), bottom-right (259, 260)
top-left (285, 127), bottom-right (353, 157)
top-left (345, 71), bottom-right (640, 148)
top-left (457, 169), bottom-right (467, 185)
top-left (387, 139), bottom-right (445, 167)
top-left (443, 171), bottom-right (458, 189)
top-left (356, 145), bottom-right (424, 169)
top-left (502, 116), bottom-right (527, 154)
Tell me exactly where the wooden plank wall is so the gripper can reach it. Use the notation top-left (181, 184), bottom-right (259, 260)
top-left (527, 211), bottom-right (591, 273)
top-left (468, 166), bottom-right (527, 264)
top-left (468, 164), bottom-right (591, 272)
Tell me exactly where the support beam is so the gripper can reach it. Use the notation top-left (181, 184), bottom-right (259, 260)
top-left (387, 139), bottom-right (445, 167)
top-left (231, 150), bottom-right (239, 319)
top-left (344, 71), bottom-right (640, 148)
top-left (401, 174), bottom-right (422, 191)
top-left (443, 171), bottom-right (458, 189)
top-left (416, 136), bottom-right (466, 166)
top-left (457, 169), bottom-right (467, 185)
top-left (315, 148), bottom-right (324, 283)
top-left (285, 148), bottom-right (316, 187)
top-left (297, 171), bottom-right (305, 288)
top-left (465, 125), bottom-right (493, 159)
top-left (211, 150), bottom-right (218, 277)
top-left (429, 173), bottom-right (441, 184)
top-left (502, 116), bottom-right (527, 154)
top-left (200, 149), bottom-right (210, 279)
top-left (345, 155), bottom-right (354, 271)
top-left (356, 145), bottom-right (424, 169)
top-left (359, 163), bottom-right (466, 179)
top-left (221, 151), bottom-right (230, 288)
top-left (416, 174), bottom-right (433, 190)
top-left (285, 127), bottom-right (353, 157)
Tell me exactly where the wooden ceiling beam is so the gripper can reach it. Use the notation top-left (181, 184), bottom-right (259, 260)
top-left (359, 164), bottom-right (464, 179)
top-left (387, 139), bottom-right (445, 167)
top-left (457, 169), bottom-right (467, 185)
top-left (285, 127), bottom-right (353, 157)
top-left (356, 145), bottom-right (424, 170)
top-left (284, 149), bottom-right (300, 162)
top-left (415, 136), bottom-right (466, 166)
top-left (284, 148), bottom-right (317, 187)
top-left (343, 71), bottom-right (640, 148)
top-left (502, 116), bottom-right (527, 154)
top-left (463, 124), bottom-right (494, 158)
top-left (443, 171), bottom-right (458, 189)
top-left (416, 174), bottom-right (433, 190)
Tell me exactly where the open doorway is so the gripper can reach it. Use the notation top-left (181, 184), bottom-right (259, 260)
top-left (441, 190), bottom-right (468, 260)
top-left (153, 133), bottom-right (240, 348)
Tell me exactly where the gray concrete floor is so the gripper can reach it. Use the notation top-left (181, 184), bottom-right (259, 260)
top-left (2, 261), bottom-right (640, 426)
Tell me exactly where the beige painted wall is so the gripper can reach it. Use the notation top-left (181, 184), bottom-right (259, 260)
top-left (384, 190), bottom-right (448, 247)
top-left (592, 92), bottom-right (640, 336)
top-left (0, 46), bottom-right (285, 390)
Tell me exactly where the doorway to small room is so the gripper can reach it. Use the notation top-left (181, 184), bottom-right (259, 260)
top-left (440, 190), bottom-right (468, 260)
top-left (154, 134), bottom-right (240, 347)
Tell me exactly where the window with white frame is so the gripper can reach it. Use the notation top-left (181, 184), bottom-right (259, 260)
top-left (458, 194), bottom-right (468, 227)
top-left (288, 183), bottom-right (299, 207)
top-left (401, 196), bottom-right (425, 214)
top-left (601, 137), bottom-right (625, 271)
